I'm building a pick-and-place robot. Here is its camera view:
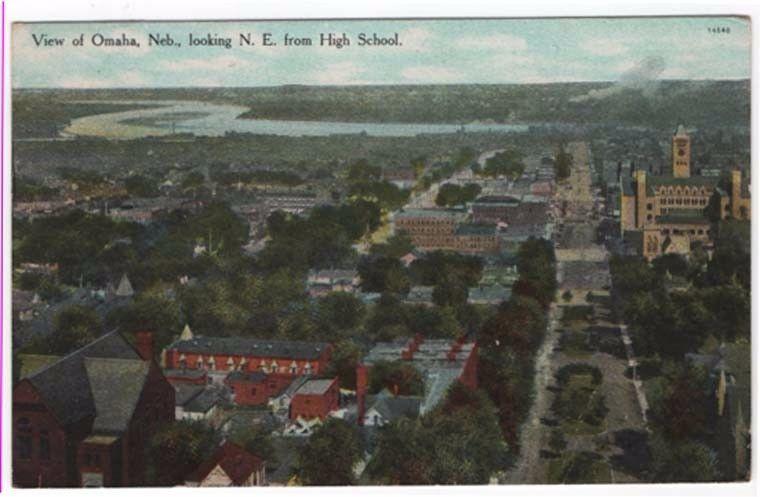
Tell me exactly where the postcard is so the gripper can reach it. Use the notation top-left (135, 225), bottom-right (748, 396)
top-left (9, 15), bottom-right (752, 489)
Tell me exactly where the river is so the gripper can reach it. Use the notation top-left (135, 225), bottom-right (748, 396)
top-left (61, 100), bottom-right (532, 139)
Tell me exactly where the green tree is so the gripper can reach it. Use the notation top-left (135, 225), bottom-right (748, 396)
top-left (554, 146), bottom-right (573, 180)
top-left (368, 360), bottom-right (424, 396)
top-left (325, 340), bottom-right (362, 389)
top-left (145, 420), bottom-right (220, 486)
top-left (46, 304), bottom-right (102, 355)
top-left (317, 292), bottom-right (366, 334)
top-left (298, 419), bottom-right (362, 485)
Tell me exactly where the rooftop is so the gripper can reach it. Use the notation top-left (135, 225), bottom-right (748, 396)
top-left (295, 378), bottom-right (336, 396)
top-left (456, 224), bottom-right (497, 236)
top-left (167, 336), bottom-right (330, 360)
top-left (394, 208), bottom-right (467, 220)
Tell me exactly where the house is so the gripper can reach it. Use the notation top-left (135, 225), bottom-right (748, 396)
top-left (290, 378), bottom-right (340, 420)
top-left (362, 388), bottom-right (421, 427)
top-left (224, 371), bottom-right (297, 407)
top-left (162, 328), bottom-right (332, 383)
top-left (185, 442), bottom-right (266, 487)
top-left (403, 286), bottom-right (435, 306)
top-left (13, 330), bottom-right (174, 487)
top-left (174, 385), bottom-right (226, 422)
top-left (269, 376), bottom-right (311, 414)
top-left (306, 269), bottom-right (360, 297)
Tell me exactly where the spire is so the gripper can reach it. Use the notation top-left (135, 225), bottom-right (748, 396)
top-left (115, 273), bottom-right (134, 297)
top-left (180, 324), bottom-right (194, 341)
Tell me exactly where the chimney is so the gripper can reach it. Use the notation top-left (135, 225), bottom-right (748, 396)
top-left (356, 364), bottom-right (368, 426)
top-left (134, 331), bottom-right (154, 361)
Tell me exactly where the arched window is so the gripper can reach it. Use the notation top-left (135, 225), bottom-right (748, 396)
top-left (16, 418), bottom-right (32, 460)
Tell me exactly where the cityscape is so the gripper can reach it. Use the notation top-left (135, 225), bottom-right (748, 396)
top-left (11, 17), bottom-right (752, 487)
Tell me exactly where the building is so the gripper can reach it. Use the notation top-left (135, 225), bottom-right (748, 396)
top-left (362, 388), bottom-right (422, 427)
top-left (454, 224), bottom-right (500, 254)
top-left (403, 286), bottom-right (435, 306)
top-left (224, 371), bottom-right (298, 407)
top-left (306, 269), bottom-right (360, 297)
top-left (392, 208), bottom-right (466, 251)
top-left (467, 284), bottom-right (512, 305)
top-left (620, 126), bottom-right (751, 260)
top-left (174, 384), bottom-right (226, 422)
top-left (162, 328), bottom-right (332, 383)
top-left (290, 378), bottom-right (340, 420)
top-left (471, 195), bottom-right (521, 224)
top-left (185, 442), bottom-right (266, 487)
top-left (13, 331), bottom-right (174, 487)
top-left (356, 335), bottom-right (478, 424)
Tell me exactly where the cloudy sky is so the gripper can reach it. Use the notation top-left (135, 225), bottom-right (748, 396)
top-left (12, 17), bottom-right (751, 88)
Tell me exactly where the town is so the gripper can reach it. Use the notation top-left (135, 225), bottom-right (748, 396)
top-left (11, 80), bottom-right (751, 487)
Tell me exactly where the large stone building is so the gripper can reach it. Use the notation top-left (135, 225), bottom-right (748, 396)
top-left (393, 208), bottom-right (466, 251)
top-left (620, 126), bottom-right (750, 259)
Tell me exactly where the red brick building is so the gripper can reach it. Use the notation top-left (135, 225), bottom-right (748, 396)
top-left (13, 331), bottom-right (174, 487)
top-left (289, 378), bottom-right (340, 420)
top-left (162, 332), bottom-right (332, 379)
top-left (224, 371), bottom-right (296, 406)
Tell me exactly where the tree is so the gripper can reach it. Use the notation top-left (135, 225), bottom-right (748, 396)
top-left (358, 255), bottom-right (410, 294)
top-left (46, 304), bottom-right (102, 355)
top-left (145, 420), bottom-right (220, 486)
top-left (106, 285), bottom-right (183, 356)
top-left (368, 360), bottom-right (424, 396)
top-left (369, 232), bottom-right (414, 259)
top-left (324, 340), bottom-right (362, 390)
top-left (317, 292), bottom-right (366, 334)
top-left (298, 419), bottom-right (362, 485)
top-left (652, 253), bottom-right (689, 277)
top-left (481, 149), bottom-right (525, 179)
top-left (125, 174), bottom-right (159, 197)
top-left (435, 183), bottom-right (482, 207)
top-left (554, 146), bottom-right (573, 180)
top-left (648, 431), bottom-right (718, 482)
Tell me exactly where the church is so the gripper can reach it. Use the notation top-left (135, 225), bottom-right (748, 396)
top-left (620, 125), bottom-right (750, 260)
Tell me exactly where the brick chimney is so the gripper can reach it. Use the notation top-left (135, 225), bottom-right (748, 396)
top-left (134, 331), bottom-right (154, 361)
top-left (356, 364), bottom-right (368, 426)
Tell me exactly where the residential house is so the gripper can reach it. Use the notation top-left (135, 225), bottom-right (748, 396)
top-left (290, 378), bottom-right (340, 420)
top-left (185, 442), bottom-right (266, 487)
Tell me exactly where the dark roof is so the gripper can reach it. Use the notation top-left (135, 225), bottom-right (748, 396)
top-left (621, 178), bottom-right (636, 196)
top-left (184, 387), bottom-right (224, 413)
top-left (456, 224), bottom-right (497, 236)
top-left (164, 368), bottom-right (207, 380)
top-left (22, 331), bottom-right (145, 428)
top-left (655, 209), bottom-right (710, 225)
top-left (473, 195), bottom-right (521, 205)
top-left (226, 371), bottom-right (267, 383)
top-left (175, 384), bottom-right (206, 406)
top-left (168, 336), bottom-right (330, 360)
top-left (186, 442), bottom-right (264, 485)
top-left (366, 389), bottom-right (421, 421)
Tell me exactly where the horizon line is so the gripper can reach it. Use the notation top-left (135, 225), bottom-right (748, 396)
top-left (11, 77), bottom-right (751, 91)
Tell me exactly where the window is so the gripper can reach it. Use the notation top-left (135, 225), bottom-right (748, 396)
top-left (646, 203), bottom-right (653, 210)
top-left (251, 387), bottom-right (257, 396)
top-left (39, 429), bottom-right (50, 461)
top-left (16, 418), bottom-right (32, 460)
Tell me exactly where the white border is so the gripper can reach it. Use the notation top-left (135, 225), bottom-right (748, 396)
top-left (3, 1), bottom-right (758, 497)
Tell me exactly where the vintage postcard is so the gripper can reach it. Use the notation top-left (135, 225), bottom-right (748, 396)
top-left (9, 15), bottom-right (752, 489)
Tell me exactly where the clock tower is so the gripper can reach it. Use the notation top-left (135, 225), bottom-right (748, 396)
top-left (672, 124), bottom-right (691, 178)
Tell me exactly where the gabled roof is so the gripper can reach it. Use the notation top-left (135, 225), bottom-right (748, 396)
top-left (85, 358), bottom-right (150, 433)
top-left (365, 389), bottom-right (421, 422)
top-left (185, 442), bottom-right (264, 486)
top-left (21, 331), bottom-right (145, 428)
top-left (167, 336), bottom-right (330, 360)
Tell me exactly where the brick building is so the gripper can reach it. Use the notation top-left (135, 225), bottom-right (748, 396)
top-left (393, 208), bottom-right (466, 250)
top-left (13, 331), bottom-right (174, 487)
top-left (162, 329), bottom-right (332, 382)
top-left (289, 378), bottom-right (340, 420)
top-left (224, 371), bottom-right (297, 407)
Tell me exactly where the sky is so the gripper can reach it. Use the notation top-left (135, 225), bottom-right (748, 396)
top-left (11, 17), bottom-right (751, 88)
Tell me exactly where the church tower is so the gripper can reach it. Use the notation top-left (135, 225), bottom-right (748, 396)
top-left (672, 124), bottom-right (691, 178)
